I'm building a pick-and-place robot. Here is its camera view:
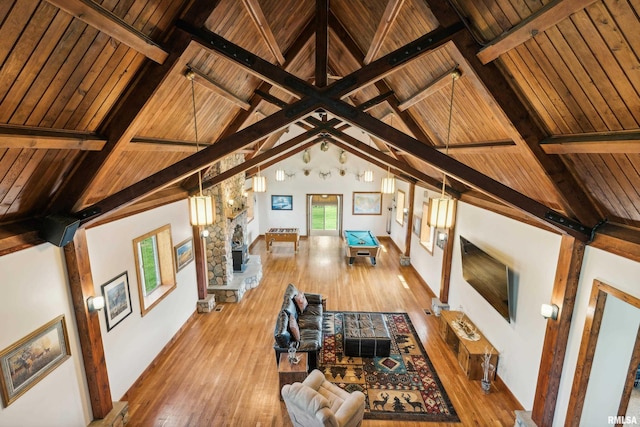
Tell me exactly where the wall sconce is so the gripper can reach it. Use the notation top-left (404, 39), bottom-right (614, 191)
top-left (227, 199), bottom-right (235, 208)
top-left (87, 295), bottom-right (105, 312)
top-left (540, 303), bottom-right (559, 320)
top-left (275, 169), bottom-right (285, 182)
top-left (436, 231), bottom-right (448, 249)
top-left (339, 150), bottom-right (347, 164)
top-left (302, 149), bottom-right (311, 163)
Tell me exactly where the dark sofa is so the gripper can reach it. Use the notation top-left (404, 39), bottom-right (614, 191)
top-left (273, 283), bottom-right (323, 370)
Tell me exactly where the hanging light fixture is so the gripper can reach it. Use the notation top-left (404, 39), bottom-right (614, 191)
top-left (363, 134), bottom-right (374, 182)
top-left (428, 69), bottom-right (460, 229)
top-left (253, 166), bottom-right (266, 192)
top-left (381, 167), bottom-right (395, 194)
top-left (275, 168), bottom-right (285, 182)
top-left (186, 69), bottom-right (215, 228)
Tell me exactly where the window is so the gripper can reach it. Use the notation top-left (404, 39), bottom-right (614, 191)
top-left (133, 224), bottom-right (176, 316)
top-left (396, 190), bottom-right (405, 225)
top-left (420, 201), bottom-right (435, 254)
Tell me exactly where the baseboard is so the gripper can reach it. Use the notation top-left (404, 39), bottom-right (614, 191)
top-left (120, 310), bottom-right (199, 401)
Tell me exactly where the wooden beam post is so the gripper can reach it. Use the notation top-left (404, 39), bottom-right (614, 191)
top-left (64, 229), bottom-right (113, 419)
top-left (532, 235), bottom-right (585, 426)
top-left (192, 227), bottom-right (208, 300)
top-left (404, 182), bottom-right (415, 257)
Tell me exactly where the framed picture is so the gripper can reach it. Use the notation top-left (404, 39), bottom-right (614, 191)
top-left (0, 315), bottom-right (70, 407)
top-left (174, 238), bottom-right (194, 272)
top-left (101, 272), bottom-right (133, 331)
top-left (413, 214), bottom-right (421, 236)
top-left (396, 190), bottom-right (405, 225)
top-left (352, 192), bottom-right (382, 215)
top-left (271, 195), bottom-right (293, 210)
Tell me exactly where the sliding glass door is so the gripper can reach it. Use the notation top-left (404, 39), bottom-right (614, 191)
top-left (308, 194), bottom-right (342, 236)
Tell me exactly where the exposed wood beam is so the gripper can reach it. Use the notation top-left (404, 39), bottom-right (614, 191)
top-left (397, 66), bottom-right (459, 111)
top-left (127, 137), bottom-right (209, 152)
top-left (45, 0), bottom-right (168, 64)
top-left (532, 235), bottom-right (585, 427)
top-left (64, 229), bottom-right (113, 419)
top-left (199, 131), bottom-right (321, 191)
top-left (75, 96), bottom-right (321, 225)
top-left (330, 132), bottom-right (459, 197)
top-left (0, 125), bottom-right (106, 150)
top-left (590, 223), bottom-right (640, 263)
top-left (86, 187), bottom-right (189, 228)
top-left (426, 2), bottom-right (601, 227)
top-left (404, 182), bottom-right (415, 256)
top-left (241, 0), bottom-right (285, 65)
top-left (364, 0), bottom-right (405, 64)
top-left (0, 219), bottom-right (43, 257)
top-left (540, 131), bottom-right (640, 153)
top-left (477, 0), bottom-right (599, 65)
top-left (358, 91), bottom-right (395, 112)
top-left (396, 141), bottom-right (519, 155)
top-left (187, 66), bottom-right (251, 110)
top-left (49, 0), bottom-right (221, 214)
top-left (322, 100), bottom-right (592, 240)
top-left (315, 0), bottom-right (329, 87)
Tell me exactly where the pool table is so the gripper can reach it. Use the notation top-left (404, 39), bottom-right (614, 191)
top-left (343, 230), bottom-right (380, 265)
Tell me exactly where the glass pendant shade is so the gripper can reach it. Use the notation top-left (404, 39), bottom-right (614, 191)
top-left (363, 170), bottom-right (373, 182)
top-left (275, 169), bottom-right (285, 182)
top-left (189, 195), bottom-right (215, 226)
top-left (381, 176), bottom-right (395, 194)
top-left (427, 197), bottom-right (456, 229)
top-left (253, 175), bottom-right (267, 192)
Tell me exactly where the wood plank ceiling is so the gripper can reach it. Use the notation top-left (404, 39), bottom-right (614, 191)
top-left (1, 0), bottom-right (639, 251)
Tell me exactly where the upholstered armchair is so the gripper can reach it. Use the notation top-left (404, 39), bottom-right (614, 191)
top-left (281, 369), bottom-right (366, 427)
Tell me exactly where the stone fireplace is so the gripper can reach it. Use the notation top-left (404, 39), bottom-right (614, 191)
top-left (200, 154), bottom-right (262, 303)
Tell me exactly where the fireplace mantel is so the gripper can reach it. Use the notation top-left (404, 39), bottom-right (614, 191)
top-left (226, 208), bottom-right (247, 221)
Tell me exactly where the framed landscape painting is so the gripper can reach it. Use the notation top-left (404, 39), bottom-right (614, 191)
top-left (352, 192), bottom-right (382, 215)
top-left (0, 315), bottom-right (70, 407)
top-left (101, 272), bottom-right (133, 331)
top-left (271, 195), bottom-right (293, 210)
top-left (174, 238), bottom-right (194, 272)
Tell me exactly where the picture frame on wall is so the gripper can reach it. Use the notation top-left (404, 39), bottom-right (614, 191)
top-left (101, 272), bottom-right (133, 331)
top-left (271, 195), bottom-right (293, 210)
top-left (0, 315), bottom-right (71, 407)
top-left (352, 192), bottom-right (382, 215)
top-left (174, 238), bottom-right (194, 272)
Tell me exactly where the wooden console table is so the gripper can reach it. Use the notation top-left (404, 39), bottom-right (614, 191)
top-left (278, 352), bottom-right (308, 399)
top-left (439, 310), bottom-right (499, 380)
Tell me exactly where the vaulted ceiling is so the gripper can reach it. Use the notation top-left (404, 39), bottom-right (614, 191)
top-left (1, 0), bottom-right (639, 253)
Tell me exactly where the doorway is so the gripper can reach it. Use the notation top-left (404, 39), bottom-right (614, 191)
top-left (307, 194), bottom-right (342, 236)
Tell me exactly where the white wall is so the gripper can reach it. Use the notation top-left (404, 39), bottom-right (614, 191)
top-left (85, 200), bottom-right (198, 400)
top-left (0, 246), bottom-right (90, 427)
top-left (554, 246), bottom-right (640, 426)
top-left (0, 201), bottom-right (198, 426)
top-left (258, 142), bottom-right (390, 236)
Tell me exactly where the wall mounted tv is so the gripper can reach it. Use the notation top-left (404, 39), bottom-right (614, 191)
top-left (459, 236), bottom-right (516, 323)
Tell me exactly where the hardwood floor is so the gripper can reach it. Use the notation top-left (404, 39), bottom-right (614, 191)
top-left (123, 236), bottom-right (522, 426)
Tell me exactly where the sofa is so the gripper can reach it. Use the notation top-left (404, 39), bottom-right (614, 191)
top-left (281, 369), bottom-right (366, 427)
top-left (274, 283), bottom-right (323, 370)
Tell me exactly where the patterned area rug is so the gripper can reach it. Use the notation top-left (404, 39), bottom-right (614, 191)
top-left (319, 312), bottom-right (459, 422)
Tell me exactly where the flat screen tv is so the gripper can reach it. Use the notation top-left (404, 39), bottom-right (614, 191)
top-left (459, 236), bottom-right (515, 322)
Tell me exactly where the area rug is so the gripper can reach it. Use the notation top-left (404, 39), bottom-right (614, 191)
top-left (319, 311), bottom-right (459, 422)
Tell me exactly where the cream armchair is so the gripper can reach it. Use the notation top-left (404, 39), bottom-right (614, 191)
top-left (281, 369), bottom-right (366, 427)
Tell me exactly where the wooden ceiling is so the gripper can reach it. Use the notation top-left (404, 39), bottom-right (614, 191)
top-left (1, 0), bottom-right (639, 252)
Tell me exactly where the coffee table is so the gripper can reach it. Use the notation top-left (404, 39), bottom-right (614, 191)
top-left (343, 313), bottom-right (391, 357)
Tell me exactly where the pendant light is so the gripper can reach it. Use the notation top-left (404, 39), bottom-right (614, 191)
top-left (253, 166), bottom-right (266, 192)
top-left (186, 69), bottom-right (215, 228)
top-left (363, 134), bottom-right (374, 182)
top-left (427, 69), bottom-right (460, 229)
top-left (381, 167), bottom-right (395, 194)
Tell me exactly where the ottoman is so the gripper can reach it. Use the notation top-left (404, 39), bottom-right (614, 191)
top-left (343, 313), bottom-right (391, 357)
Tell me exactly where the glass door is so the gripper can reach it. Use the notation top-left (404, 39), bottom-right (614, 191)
top-left (308, 194), bottom-right (342, 236)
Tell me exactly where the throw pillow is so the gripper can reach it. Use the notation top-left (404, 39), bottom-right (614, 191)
top-left (294, 293), bottom-right (308, 313)
top-left (289, 314), bottom-right (300, 341)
